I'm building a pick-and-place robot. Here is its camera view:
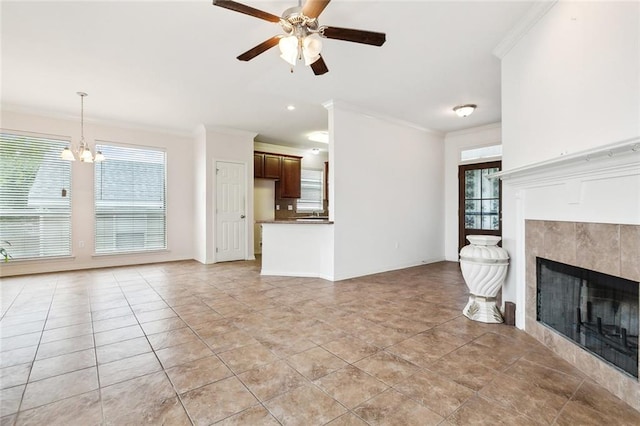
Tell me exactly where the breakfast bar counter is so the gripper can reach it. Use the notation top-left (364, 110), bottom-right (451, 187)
top-left (257, 220), bottom-right (334, 280)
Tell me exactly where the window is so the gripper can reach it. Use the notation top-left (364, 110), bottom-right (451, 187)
top-left (94, 143), bottom-right (166, 254)
top-left (0, 132), bottom-right (72, 260)
top-left (297, 168), bottom-right (323, 212)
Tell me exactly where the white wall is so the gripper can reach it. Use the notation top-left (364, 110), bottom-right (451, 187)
top-left (193, 124), bottom-right (208, 263)
top-left (1, 110), bottom-right (194, 276)
top-left (443, 123), bottom-right (502, 261)
top-left (502, 1), bottom-right (640, 169)
top-left (253, 179), bottom-right (275, 254)
top-left (327, 102), bottom-right (445, 281)
top-left (500, 0), bottom-right (640, 327)
top-left (207, 127), bottom-right (256, 262)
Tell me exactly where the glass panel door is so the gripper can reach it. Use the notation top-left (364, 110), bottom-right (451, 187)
top-left (458, 161), bottom-right (502, 253)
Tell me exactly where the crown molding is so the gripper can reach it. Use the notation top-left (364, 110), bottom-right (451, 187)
top-left (323, 99), bottom-right (444, 136)
top-left (446, 122), bottom-right (502, 137)
top-left (493, 0), bottom-right (558, 59)
top-left (2, 104), bottom-right (194, 138)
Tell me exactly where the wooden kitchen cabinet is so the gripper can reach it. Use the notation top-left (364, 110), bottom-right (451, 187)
top-left (263, 154), bottom-right (281, 179)
top-left (279, 156), bottom-right (301, 198)
top-left (254, 153), bottom-right (264, 178)
top-left (254, 152), bottom-right (282, 179)
top-left (255, 151), bottom-right (301, 198)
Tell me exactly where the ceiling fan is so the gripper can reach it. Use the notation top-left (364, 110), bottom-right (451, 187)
top-left (212, 0), bottom-right (386, 75)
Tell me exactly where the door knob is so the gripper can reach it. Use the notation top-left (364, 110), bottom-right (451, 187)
top-left (240, 215), bottom-right (246, 219)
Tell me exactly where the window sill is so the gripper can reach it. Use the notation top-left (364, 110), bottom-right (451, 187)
top-left (91, 249), bottom-right (170, 258)
top-left (1, 255), bottom-right (76, 265)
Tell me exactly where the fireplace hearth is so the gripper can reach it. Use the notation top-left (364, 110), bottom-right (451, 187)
top-left (537, 257), bottom-right (639, 378)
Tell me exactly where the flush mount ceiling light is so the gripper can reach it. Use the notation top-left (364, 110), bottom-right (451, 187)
top-left (286, 104), bottom-right (296, 111)
top-left (212, 0), bottom-right (386, 76)
top-left (307, 131), bottom-right (328, 143)
top-left (310, 148), bottom-right (320, 155)
top-left (60, 92), bottom-right (104, 163)
top-left (453, 104), bottom-right (477, 118)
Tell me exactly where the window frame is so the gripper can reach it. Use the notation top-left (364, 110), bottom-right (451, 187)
top-left (93, 141), bottom-right (167, 255)
top-left (0, 129), bottom-right (73, 261)
top-left (296, 167), bottom-right (324, 213)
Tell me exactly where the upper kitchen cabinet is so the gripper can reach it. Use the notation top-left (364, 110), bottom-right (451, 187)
top-left (254, 152), bottom-right (282, 179)
top-left (279, 156), bottom-right (301, 198)
top-left (264, 154), bottom-right (281, 179)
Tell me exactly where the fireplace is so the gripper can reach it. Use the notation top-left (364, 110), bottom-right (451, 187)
top-left (536, 257), bottom-right (639, 378)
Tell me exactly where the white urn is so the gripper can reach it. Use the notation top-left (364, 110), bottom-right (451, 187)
top-left (460, 235), bottom-right (509, 323)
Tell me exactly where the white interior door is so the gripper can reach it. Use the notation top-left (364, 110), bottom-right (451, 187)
top-left (215, 161), bottom-right (246, 262)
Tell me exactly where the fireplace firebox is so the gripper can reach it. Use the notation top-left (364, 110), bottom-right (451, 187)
top-left (537, 257), bottom-right (639, 378)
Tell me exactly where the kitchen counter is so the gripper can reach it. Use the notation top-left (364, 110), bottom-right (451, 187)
top-left (257, 219), bottom-right (334, 224)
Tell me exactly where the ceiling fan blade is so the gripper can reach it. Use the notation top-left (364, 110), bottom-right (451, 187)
top-left (302, 0), bottom-right (331, 19)
top-left (237, 36), bottom-right (281, 61)
top-left (320, 26), bottom-right (386, 46)
top-left (310, 55), bottom-right (329, 75)
top-left (212, 0), bottom-right (281, 23)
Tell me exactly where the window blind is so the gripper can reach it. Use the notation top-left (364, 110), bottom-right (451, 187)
top-left (0, 132), bottom-right (72, 260)
top-left (94, 143), bottom-right (166, 254)
top-left (297, 168), bottom-right (323, 211)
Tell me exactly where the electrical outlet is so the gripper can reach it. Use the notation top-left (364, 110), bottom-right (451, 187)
top-left (78, 241), bottom-right (85, 248)
top-left (276, 205), bottom-right (280, 210)
top-left (287, 205), bottom-right (293, 211)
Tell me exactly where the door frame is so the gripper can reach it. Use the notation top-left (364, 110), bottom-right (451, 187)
top-left (214, 159), bottom-right (249, 263)
top-left (458, 160), bottom-right (502, 254)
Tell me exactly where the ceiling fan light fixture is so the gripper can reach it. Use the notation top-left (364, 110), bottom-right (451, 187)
top-left (453, 104), bottom-right (477, 117)
top-left (279, 35), bottom-right (298, 66)
top-left (302, 34), bottom-right (322, 65)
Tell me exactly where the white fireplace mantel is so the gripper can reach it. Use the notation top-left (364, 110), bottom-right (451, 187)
top-left (492, 137), bottom-right (640, 187)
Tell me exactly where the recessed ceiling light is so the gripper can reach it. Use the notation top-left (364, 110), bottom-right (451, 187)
top-left (286, 105), bottom-right (296, 111)
top-left (308, 131), bottom-right (328, 143)
top-left (453, 104), bottom-right (477, 117)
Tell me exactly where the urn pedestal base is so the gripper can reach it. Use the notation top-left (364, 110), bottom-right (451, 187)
top-left (459, 235), bottom-right (510, 324)
top-left (463, 295), bottom-right (503, 323)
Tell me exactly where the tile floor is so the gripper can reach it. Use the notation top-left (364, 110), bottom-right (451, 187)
top-left (1, 260), bottom-right (639, 425)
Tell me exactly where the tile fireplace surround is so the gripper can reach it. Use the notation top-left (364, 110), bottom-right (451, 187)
top-left (525, 220), bottom-right (640, 410)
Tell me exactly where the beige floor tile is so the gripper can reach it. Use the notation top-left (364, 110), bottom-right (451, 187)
top-left (447, 395), bottom-right (538, 426)
top-left (0, 385), bottom-right (24, 416)
top-left (29, 348), bottom-right (96, 381)
top-left (96, 336), bottom-right (152, 364)
top-left (218, 342), bottom-right (279, 374)
top-left (35, 334), bottom-right (95, 360)
top-left (98, 352), bottom-right (161, 387)
top-left (0, 346), bottom-right (37, 369)
top-left (321, 336), bottom-right (380, 364)
top-left (181, 376), bottom-right (258, 425)
top-left (353, 388), bottom-right (443, 425)
top-left (314, 365), bottom-right (388, 409)
top-left (102, 371), bottom-right (190, 425)
top-left (238, 360), bottom-right (307, 401)
top-left (166, 355), bottom-right (233, 394)
top-left (15, 390), bottom-right (102, 426)
top-left (21, 367), bottom-right (98, 410)
top-left (93, 324), bottom-right (144, 347)
top-left (215, 405), bottom-right (280, 425)
top-left (264, 383), bottom-right (347, 425)
top-left (0, 363), bottom-right (31, 389)
top-left (286, 346), bottom-right (348, 380)
top-left (353, 351), bottom-right (419, 386)
top-left (140, 317), bottom-right (187, 335)
top-left (146, 326), bottom-right (200, 350)
top-left (325, 413), bottom-right (369, 425)
top-left (394, 369), bottom-right (474, 418)
top-left (155, 340), bottom-right (213, 369)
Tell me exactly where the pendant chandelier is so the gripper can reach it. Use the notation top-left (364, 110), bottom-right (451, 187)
top-left (60, 92), bottom-right (104, 163)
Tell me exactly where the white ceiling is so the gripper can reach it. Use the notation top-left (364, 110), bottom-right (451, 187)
top-left (1, 1), bottom-right (533, 149)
